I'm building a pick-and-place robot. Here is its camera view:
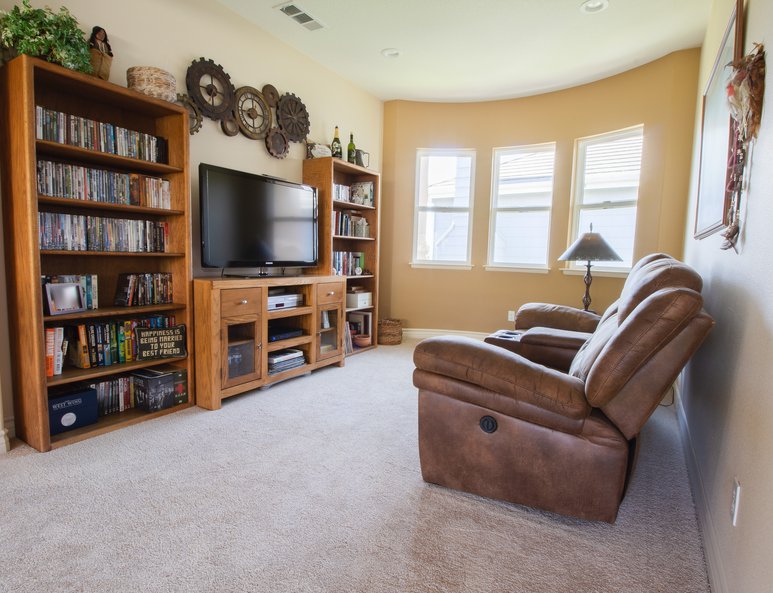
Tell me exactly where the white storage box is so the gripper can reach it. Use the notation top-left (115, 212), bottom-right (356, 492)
top-left (346, 291), bottom-right (372, 308)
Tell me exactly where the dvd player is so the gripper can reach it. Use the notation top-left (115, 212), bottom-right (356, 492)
top-left (268, 326), bottom-right (303, 342)
top-left (267, 293), bottom-right (303, 310)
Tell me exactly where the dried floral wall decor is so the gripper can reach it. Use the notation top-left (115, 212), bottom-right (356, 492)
top-left (721, 43), bottom-right (766, 251)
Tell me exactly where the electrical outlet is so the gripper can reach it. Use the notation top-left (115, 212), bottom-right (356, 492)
top-left (507, 310), bottom-right (516, 322)
top-left (731, 478), bottom-right (741, 527)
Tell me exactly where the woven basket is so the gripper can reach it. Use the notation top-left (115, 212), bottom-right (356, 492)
top-left (126, 66), bottom-right (176, 103)
top-left (378, 318), bottom-right (403, 345)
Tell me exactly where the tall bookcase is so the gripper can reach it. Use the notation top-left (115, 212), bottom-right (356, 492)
top-left (0, 56), bottom-right (194, 452)
top-left (303, 157), bottom-right (380, 353)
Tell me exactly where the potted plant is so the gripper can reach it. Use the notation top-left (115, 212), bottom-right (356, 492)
top-left (0, 0), bottom-right (91, 73)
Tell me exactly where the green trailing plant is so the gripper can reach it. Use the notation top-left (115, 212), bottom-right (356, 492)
top-left (0, 0), bottom-right (92, 73)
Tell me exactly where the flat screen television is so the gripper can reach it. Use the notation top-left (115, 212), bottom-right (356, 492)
top-left (199, 163), bottom-right (318, 270)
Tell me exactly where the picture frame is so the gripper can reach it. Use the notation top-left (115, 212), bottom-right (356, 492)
top-left (45, 282), bottom-right (86, 316)
top-left (694, 0), bottom-right (744, 239)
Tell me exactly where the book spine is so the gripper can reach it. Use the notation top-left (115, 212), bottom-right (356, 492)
top-left (45, 328), bottom-right (55, 377)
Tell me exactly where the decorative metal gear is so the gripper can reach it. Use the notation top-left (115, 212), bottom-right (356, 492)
top-left (220, 114), bottom-right (239, 137)
top-left (265, 127), bottom-right (289, 159)
top-left (261, 84), bottom-right (279, 108)
top-left (185, 58), bottom-right (235, 121)
top-left (276, 92), bottom-right (310, 142)
top-left (234, 86), bottom-right (271, 140)
top-left (175, 93), bottom-right (203, 135)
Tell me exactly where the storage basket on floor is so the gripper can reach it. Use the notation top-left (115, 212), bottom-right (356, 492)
top-left (378, 319), bottom-right (402, 345)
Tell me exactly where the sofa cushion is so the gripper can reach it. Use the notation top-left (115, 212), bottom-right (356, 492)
top-left (617, 257), bottom-right (703, 322)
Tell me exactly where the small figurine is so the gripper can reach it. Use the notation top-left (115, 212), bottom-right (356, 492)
top-left (88, 26), bottom-right (113, 80)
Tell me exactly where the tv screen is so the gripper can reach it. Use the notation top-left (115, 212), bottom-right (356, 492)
top-left (200, 163), bottom-right (318, 269)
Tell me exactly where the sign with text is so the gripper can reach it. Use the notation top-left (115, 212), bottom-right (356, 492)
top-left (135, 325), bottom-right (187, 361)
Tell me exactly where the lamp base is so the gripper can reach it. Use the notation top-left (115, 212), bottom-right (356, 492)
top-left (582, 261), bottom-right (593, 312)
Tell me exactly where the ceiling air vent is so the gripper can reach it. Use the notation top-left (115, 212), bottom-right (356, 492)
top-left (276, 3), bottom-right (324, 31)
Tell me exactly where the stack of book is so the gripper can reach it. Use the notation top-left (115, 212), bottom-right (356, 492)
top-left (267, 348), bottom-right (305, 375)
top-left (35, 106), bottom-right (168, 164)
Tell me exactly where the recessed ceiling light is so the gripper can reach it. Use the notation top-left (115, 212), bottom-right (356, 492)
top-left (381, 48), bottom-right (401, 58)
top-left (580, 0), bottom-right (609, 13)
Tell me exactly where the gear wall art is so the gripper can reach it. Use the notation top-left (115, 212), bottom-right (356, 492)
top-left (180, 57), bottom-right (311, 159)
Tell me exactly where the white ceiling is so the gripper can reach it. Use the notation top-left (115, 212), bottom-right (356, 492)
top-left (214, 0), bottom-right (712, 102)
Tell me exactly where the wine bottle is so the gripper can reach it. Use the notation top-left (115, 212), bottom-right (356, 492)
top-left (331, 126), bottom-right (342, 159)
top-left (347, 133), bottom-right (356, 163)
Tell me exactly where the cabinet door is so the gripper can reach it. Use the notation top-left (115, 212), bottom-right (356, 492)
top-left (317, 304), bottom-right (343, 360)
top-left (221, 316), bottom-right (262, 388)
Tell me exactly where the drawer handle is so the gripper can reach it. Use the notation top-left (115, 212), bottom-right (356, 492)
top-left (327, 291), bottom-right (335, 296)
top-left (240, 299), bottom-right (248, 305)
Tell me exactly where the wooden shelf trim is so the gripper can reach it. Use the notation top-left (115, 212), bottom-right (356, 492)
top-left (47, 356), bottom-right (188, 387)
top-left (44, 302), bottom-right (186, 322)
top-left (267, 305), bottom-right (313, 320)
top-left (333, 235), bottom-right (375, 241)
top-left (332, 199), bottom-right (375, 211)
top-left (41, 250), bottom-right (186, 257)
top-left (266, 335), bottom-right (312, 352)
top-left (39, 195), bottom-right (184, 216)
top-left (37, 140), bottom-right (183, 175)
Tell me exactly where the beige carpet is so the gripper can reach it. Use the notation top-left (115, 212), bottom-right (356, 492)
top-left (1, 339), bottom-right (709, 593)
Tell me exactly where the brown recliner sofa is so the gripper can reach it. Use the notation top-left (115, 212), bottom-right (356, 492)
top-left (413, 254), bottom-right (714, 522)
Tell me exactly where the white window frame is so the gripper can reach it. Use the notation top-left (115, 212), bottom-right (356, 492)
top-left (486, 142), bottom-right (556, 271)
top-left (411, 148), bottom-right (476, 269)
top-left (567, 125), bottom-right (644, 272)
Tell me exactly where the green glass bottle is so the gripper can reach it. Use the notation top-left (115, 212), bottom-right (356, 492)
top-left (347, 133), bottom-right (356, 163)
top-left (331, 126), bottom-right (342, 159)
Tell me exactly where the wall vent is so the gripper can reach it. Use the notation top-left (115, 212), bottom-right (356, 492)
top-left (276, 3), bottom-right (324, 31)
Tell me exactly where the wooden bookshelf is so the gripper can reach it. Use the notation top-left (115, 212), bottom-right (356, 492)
top-left (0, 55), bottom-right (194, 452)
top-left (303, 157), bottom-right (380, 352)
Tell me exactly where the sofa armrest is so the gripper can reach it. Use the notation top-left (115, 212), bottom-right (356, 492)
top-left (519, 327), bottom-right (592, 350)
top-left (413, 336), bottom-right (590, 433)
top-left (515, 303), bottom-right (601, 333)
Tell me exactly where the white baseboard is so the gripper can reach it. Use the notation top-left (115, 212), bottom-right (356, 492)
top-left (402, 328), bottom-right (488, 341)
top-left (676, 397), bottom-right (727, 593)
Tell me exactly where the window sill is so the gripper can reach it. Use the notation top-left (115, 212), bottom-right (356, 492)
top-left (561, 267), bottom-right (629, 278)
top-left (410, 262), bottom-right (473, 270)
top-left (484, 265), bottom-right (549, 274)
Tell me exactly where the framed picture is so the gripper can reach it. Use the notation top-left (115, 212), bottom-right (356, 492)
top-left (45, 282), bottom-right (86, 316)
top-left (694, 0), bottom-right (744, 239)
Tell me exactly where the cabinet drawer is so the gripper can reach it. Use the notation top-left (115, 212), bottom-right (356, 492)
top-left (317, 281), bottom-right (343, 305)
top-left (221, 288), bottom-right (261, 317)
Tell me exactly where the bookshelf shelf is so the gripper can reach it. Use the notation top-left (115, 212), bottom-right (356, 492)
top-left (38, 195), bottom-right (184, 216)
top-left (0, 55), bottom-right (194, 452)
top-left (37, 140), bottom-right (184, 175)
top-left (47, 357), bottom-right (182, 387)
top-left (43, 302), bottom-right (186, 322)
top-left (40, 250), bottom-right (186, 257)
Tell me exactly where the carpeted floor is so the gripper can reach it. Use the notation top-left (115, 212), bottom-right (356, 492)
top-left (0, 339), bottom-right (709, 593)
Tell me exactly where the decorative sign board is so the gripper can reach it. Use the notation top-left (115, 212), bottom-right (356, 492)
top-left (135, 325), bottom-right (187, 361)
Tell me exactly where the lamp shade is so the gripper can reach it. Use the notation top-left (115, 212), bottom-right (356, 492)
top-left (558, 231), bottom-right (623, 262)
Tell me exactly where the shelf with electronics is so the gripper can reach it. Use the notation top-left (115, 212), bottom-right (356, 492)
top-left (303, 157), bottom-right (380, 354)
top-left (0, 56), bottom-right (194, 452)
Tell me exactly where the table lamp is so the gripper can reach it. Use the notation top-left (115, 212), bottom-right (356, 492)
top-left (558, 225), bottom-right (622, 311)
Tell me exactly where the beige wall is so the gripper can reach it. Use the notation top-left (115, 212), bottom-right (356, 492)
top-left (0, 0), bottom-right (384, 438)
top-left (381, 50), bottom-right (700, 333)
top-left (681, 1), bottom-right (773, 592)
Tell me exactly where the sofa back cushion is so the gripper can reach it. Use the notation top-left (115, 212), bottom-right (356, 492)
top-left (568, 255), bottom-right (712, 436)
